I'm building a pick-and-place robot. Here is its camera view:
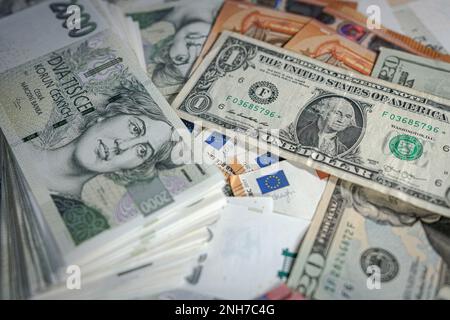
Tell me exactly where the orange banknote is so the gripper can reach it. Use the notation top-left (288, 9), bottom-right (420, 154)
top-left (322, 2), bottom-right (450, 62)
top-left (192, 0), bottom-right (311, 71)
top-left (284, 20), bottom-right (376, 75)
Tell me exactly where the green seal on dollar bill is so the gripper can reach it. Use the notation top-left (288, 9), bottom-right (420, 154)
top-left (389, 134), bottom-right (423, 161)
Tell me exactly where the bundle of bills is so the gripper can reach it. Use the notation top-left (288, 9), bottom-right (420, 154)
top-left (155, 196), bottom-right (311, 300)
top-left (0, 0), bottom-right (226, 299)
top-left (3, 0), bottom-right (450, 301)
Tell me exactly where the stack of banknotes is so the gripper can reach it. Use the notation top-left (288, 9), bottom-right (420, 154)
top-left (0, 0), bottom-right (229, 299)
top-left (1, 0), bottom-right (450, 300)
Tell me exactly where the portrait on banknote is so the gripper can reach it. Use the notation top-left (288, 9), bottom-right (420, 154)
top-left (0, 34), bottom-right (186, 245)
top-left (39, 79), bottom-right (183, 244)
top-left (340, 181), bottom-right (450, 267)
top-left (295, 95), bottom-right (363, 157)
top-left (130, 1), bottom-right (221, 91)
top-left (44, 81), bottom-right (181, 191)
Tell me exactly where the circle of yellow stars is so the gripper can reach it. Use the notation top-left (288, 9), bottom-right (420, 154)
top-left (264, 175), bottom-right (282, 190)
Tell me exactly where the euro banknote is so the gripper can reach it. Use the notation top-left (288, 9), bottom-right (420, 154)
top-left (284, 19), bottom-right (376, 75)
top-left (322, 2), bottom-right (450, 62)
top-left (230, 161), bottom-right (327, 219)
top-left (157, 197), bottom-right (309, 300)
top-left (192, 0), bottom-right (311, 71)
top-left (197, 128), bottom-right (280, 177)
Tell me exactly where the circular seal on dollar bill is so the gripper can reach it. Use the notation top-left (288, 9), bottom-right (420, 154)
top-left (389, 134), bottom-right (423, 161)
top-left (184, 92), bottom-right (212, 115)
top-left (248, 81), bottom-right (279, 105)
top-left (361, 248), bottom-right (399, 282)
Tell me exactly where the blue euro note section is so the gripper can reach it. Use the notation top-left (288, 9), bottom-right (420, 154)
top-left (255, 152), bottom-right (279, 168)
top-left (205, 131), bottom-right (229, 150)
top-left (257, 170), bottom-right (289, 194)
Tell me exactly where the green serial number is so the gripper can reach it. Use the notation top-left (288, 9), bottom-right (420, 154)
top-left (382, 111), bottom-right (439, 133)
top-left (225, 95), bottom-right (280, 118)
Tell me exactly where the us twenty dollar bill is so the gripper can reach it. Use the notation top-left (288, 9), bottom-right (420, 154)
top-left (172, 31), bottom-right (450, 217)
top-left (372, 47), bottom-right (450, 100)
top-left (287, 177), bottom-right (450, 300)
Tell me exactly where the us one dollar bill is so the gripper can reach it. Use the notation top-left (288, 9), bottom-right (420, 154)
top-left (287, 177), bottom-right (450, 300)
top-left (173, 31), bottom-right (450, 217)
top-left (372, 47), bottom-right (450, 100)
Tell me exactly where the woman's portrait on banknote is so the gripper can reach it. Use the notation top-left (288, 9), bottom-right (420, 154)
top-left (32, 80), bottom-right (184, 244)
top-left (138, 1), bottom-right (221, 90)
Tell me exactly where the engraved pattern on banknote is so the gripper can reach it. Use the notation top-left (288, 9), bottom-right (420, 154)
top-left (339, 180), bottom-right (450, 290)
top-left (360, 247), bottom-right (399, 282)
top-left (370, 173), bottom-right (450, 208)
top-left (129, 1), bottom-right (222, 95)
top-left (33, 38), bottom-right (130, 149)
top-left (248, 81), bottom-right (279, 105)
top-left (178, 38), bottom-right (258, 116)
